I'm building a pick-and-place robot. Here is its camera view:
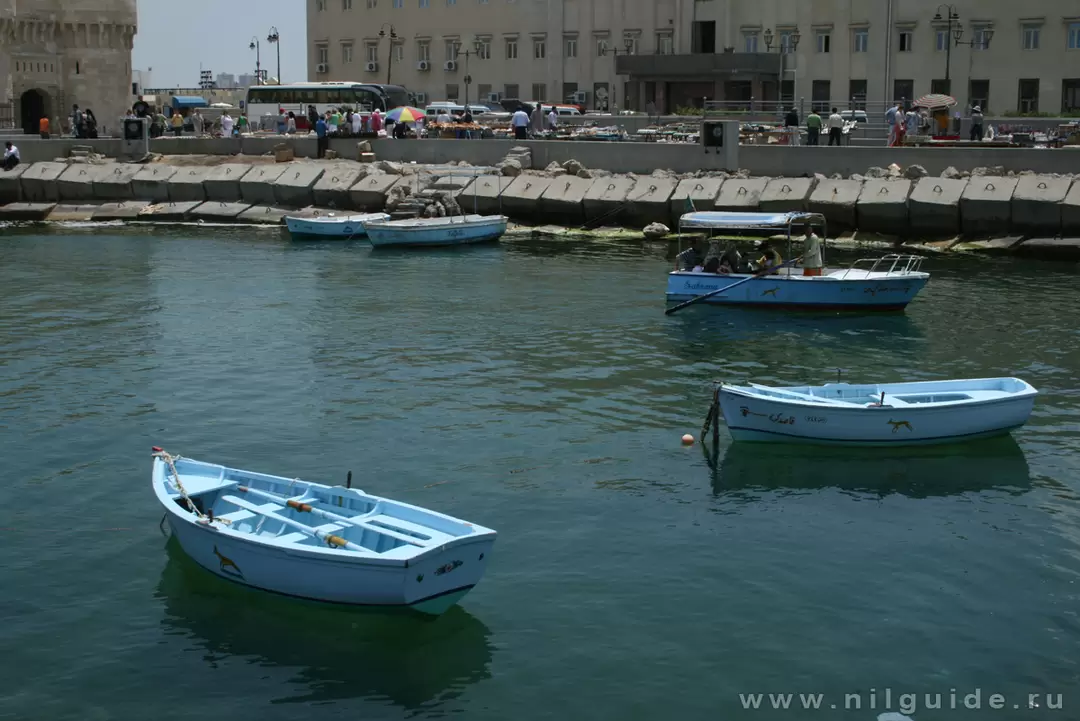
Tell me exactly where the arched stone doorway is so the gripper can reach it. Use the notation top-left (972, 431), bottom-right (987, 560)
top-left (20, 89), bottom-right (51, 135)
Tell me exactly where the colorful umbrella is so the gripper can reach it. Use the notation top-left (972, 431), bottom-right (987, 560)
top-left (386, 106), bottom-right (425, 123)
top-left (912, 93), bottom-right (957, 110)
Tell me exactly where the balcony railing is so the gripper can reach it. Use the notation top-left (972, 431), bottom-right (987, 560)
top-left (615, 52), bottom-right (781, 77)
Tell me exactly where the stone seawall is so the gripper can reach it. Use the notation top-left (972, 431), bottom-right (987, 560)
top-left (1, 154), bottom-right (1078, 258)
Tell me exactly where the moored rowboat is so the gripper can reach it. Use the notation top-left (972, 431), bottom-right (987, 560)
top-left (714, 377), bottom-right (1037, 446)
top-left (365, 214), bottom-right (508, 248)
top-left (284, 212), bottom-right (390, 239)
top-left (152, 448), bottom-right (496, 615)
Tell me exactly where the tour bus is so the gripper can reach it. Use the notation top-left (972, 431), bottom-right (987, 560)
top-left (244, 82), bottom-right (411, 131)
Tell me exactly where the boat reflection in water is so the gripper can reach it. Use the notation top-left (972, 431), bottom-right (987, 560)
top-left (155, 539), bottom-right (493, 708)
top-left (708, 435), bottom-right (1031, 499)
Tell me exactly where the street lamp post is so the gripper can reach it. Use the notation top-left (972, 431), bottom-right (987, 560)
top-left (249, 37), bottom-right (262, 85)
top-left (267, 27), bottom-right (281, 84)
top-left (763, 27), bottom-right (801, 113)
top-left (378, 24), bottom-right (398, 86)
top-left (932, 6), bottom-right (993, 97)
top-left (454, 39), bottom-right (484, 111)
top-left (598, 38), bottom-right (635, 111)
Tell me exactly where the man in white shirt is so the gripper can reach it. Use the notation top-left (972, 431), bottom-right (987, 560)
top-left (2, 141), bottom-right (19, 170)
top-left (827, 107), bottom-right (845, 146)
top-left (800, 226), bottom-right (823, 276)
top-left (547, 107), bottom-right (558, 131)
top-left (220, 112), bottom-right (235, 137)
top-left (351, 111), bottom-right (363, 135)
top-left (511, 108), bottom-right (530, 139)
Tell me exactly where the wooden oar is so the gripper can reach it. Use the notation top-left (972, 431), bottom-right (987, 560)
top-left (665, 259), bottom-right (799, 316)
top-left (236, 485), bottom-right (425, 547)
top-left (220, 493), bottom-right (365, 551)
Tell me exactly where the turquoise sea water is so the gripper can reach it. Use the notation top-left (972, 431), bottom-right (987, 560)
top-left (0, 227), bottom-right (1078, 720)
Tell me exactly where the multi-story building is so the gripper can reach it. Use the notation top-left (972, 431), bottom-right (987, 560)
top-left (307, 0), bottom-right (1080, 116)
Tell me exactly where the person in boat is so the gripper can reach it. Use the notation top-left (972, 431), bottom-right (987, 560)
top-left (675, 242), bottom-right (704, 271)
top-left (702, 256), bottom-right (722, 274)
top-left (801, 226), bottom-right (823, 276)
top-left (752, 240), bottom-right (782, 272)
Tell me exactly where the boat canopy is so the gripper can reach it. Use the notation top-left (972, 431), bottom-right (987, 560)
top-left (679, 211), bottom-right (825, 231)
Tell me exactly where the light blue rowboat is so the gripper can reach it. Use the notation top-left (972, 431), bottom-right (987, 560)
top-left (284, 212), bottom-right (390, 239)
top-left (715, 377), bottom-right (1037, 446)
top-left (668, 211), bottom-right (930, 311)
top-left (364, 214), bottom-right (508, 248)
top-left (151, 449), bottom-right (496, 615)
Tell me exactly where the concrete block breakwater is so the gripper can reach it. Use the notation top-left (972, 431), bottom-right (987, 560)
top-left (1, 158), bottom-right (1079, 254)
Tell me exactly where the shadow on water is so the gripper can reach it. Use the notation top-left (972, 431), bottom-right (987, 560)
top-left (155, 539), bottom-right (494, 708)
top-left (704, 435), bottom-right (1031, 499)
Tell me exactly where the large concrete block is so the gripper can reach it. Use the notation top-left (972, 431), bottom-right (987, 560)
top-left (57, 165), bottom-right (103, 201)
top-left (715, 177), bottom-right (768, 212)
top-left (455, 175), bottom-right (512, 215)
top-left (47, 204), bottom-right (100, 221)
top-left (349, 173), bottom-right (401, 211)
top-left (1014, 237), bottom-right (1080, 260)
top-left (93, 201), bottom-right (151, 221)
top-left (1011, 176), bottom-right (1072, 236)
top-left (273, 165), bottom-right (326, 207)
top-left (138, 201), bottom-right (202, 222)
top-left (240, 164), bottom-right (288, 204)
top-left (540, 176), bottom-right (592, 225)
top-left (857, 179), bottom-right (911, 235)
top-left (626, 177), bottom-right (676, 226)
top-left (909, 178), bottom-right (967, 238)
top-left (808, 179), bottom-right (864, 231)
top-left (428, 174), bottom-right (476, 193)
top-left (502, 175), bottom-right (553, 221)
top-left (131, 165), bottom-right (178, 202)
top-left (92, 164), bottom-right (141, 201)
top-left (313, 165), bottom-right (367, 209)
top-left (1064, 182), bottom-right (1080, 236)
top-left (669, 178), bottom-right (724, 222)
top-left (0, 162), bottom-right (29, 203)
top-left (20, 162), bottom-right (67, 202)
top-left (167, 167), bottom-right (212, 202)
top-left (204, 163), bottom-right (253, 202)
top-left (0, 202), bottom-right (55, 220)
top-left (238, 205), bottom-right (290, 225)
top-left (759, 177), bottom-right (817, 213)
top-left (190, 201), bottom-right (253, 221)
top-left (583, 175), bottom-right (637, 224)
top-left (960, 177), bottom-right (1017, 237)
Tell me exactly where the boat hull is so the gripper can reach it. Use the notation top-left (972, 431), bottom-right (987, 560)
top-left (285, 213), bottom-right (389, 239)
top-left (165, 513), bottom-right (494, 615)
top-left (719, 390), bottom-right (1035, 446)
top-left (366, 217), bottom-right (507, 248)
top-left (666, 271), bottom-right (929, 310)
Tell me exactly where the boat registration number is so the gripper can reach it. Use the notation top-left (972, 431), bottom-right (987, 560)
top-left (805, 416), bottom-right (828, 424)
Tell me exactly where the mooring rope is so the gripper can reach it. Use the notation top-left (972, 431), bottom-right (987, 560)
top-left (152, 447), bottom-right (230, 526)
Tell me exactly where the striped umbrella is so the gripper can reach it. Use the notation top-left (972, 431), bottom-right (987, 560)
top-left (912, 93), bottom-right (957, 110)
top-left (386, 106), bottom-right (425, 123)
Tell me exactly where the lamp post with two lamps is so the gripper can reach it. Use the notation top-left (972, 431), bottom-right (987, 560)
top-left (763, 27), bottom-right (801, 114)
top-left (598, 37), bottom-right (635, 111)
top-left (454, 38), bottom-right (485, 111)
top-left (377, 24), bottom-right (398, 86)
top-left (267, 27), bottom-right (281, 84)
top-left (932, 5), bottom-right (992, 97)
top-left (249, 36), bottom-right (262, 85)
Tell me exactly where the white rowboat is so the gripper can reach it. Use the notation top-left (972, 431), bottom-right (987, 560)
top-left (152, 449), bottom-right (496, 615)
top-left (365, 214), bottom-right (508, 248)
top-left (716, 377), bottom-right (1037, 446)
top-left (285, 212), bottom-right (391, 239)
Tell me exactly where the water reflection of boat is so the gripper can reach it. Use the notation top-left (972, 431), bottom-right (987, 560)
top-left (709, 435), bottom-right (1030, 498)
top-left (155, 539), bottom-right (494, 708)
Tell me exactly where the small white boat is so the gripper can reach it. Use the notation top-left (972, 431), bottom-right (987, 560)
top-left (365, 214), bottom-right (508, 248)
top-left (284, 212), bottom-right (390, 239)
top-left (151, 448), bottom-right (496, 615)
top-left (713, 377), bottom-right (1037, 446)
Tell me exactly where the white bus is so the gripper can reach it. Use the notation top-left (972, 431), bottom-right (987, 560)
top-left (244, 82), bottom-right (411, 131)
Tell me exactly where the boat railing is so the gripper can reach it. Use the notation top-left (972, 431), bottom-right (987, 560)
top-left (834, 254), bottom-right (926, 278)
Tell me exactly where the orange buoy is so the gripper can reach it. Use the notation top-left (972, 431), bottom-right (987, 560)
top-left (681, 434), bottom-right (695, 446)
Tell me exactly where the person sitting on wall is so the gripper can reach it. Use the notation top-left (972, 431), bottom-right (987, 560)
top-left (2, 141), bottom-right (20, 171)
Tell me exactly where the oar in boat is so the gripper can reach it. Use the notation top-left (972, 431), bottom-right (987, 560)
top-left (665, 258), bottom-right (800, 316)
top-left (221, 492), bottom-right (366, 551)
top-left (236, 485), bottom-right (424, 547)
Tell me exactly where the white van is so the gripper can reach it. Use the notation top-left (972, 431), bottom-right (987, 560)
top-left (424, 102), bottom-right (490, 118)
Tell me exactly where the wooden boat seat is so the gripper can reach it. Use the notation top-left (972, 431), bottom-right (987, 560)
top-left (363, 515), bottom-right (455, 545)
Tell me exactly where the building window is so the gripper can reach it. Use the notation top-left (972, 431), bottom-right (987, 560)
top-left (1069, 22), bottom-right (1080, 50)
top-left (935, 29), bottom-right (948, 51)
top-left (446, 84), bottom-right (459, 100)
top-left (779, 31), bottom-right (792, 51)
top-left (366, 44), bottom-right (378, 63)
top-left (419, 0), bottom-right (429, 7)
top-left (1018, 78), bottom-right (1039, 113)
top-left (565, 37), bottom-right (577, 57)
top-left (931, 78), bottom-right (951, 95)
top-left (973, 26), bottom-right (991, 50)
top-left (479, 0), bottom-right (488, 4)
top-left (657, 34), bottom-right (673, 55)
top-left (447, 0), bottom-right (455, 5)
top-left (478, 83), bottom-right (492, 99)
top-left (1019, 24), bottom-right (1039, 50)
top-left (898, 30), bottom-right (913, 52)
top-left (743, 33), bottom-right (757, 53)
top-left (811, 80), bottom-right (830, 112)
top-left (531, 83), bottom-right (546, 101)
top-left (970, 79), bottom-right (989, 113)
top-left (624, 35), bottom-right (638, 54)
top-left (534, 38), bottom-right (546, 59)
top-left (316, 45), bottom-right (329, 65)
top-left (852, 28), bottom-right (868, 53)
top-left (366, 0), bottom-right (376, 7)
top-left (394, 44), bottom-right (404, 61)
top-left (848, 79), bottom-right (867, 109)
top-left (316, 0), bottom-right (326, 9)
top-left (445, 40), bottom-right (458, 61)
top-left (893, 79), bottom-right (914, 104)
top-left (418, 42), bottom-right (430, 61)
top-left (393, 0), bottom-right (402, 7)
top-left (816, 31), bottom-right (830, 53)
top-left (343, 0), bottom-right (352, 8)
top-left (342, 43), bottom-right (354, 63)
top-left (596, 37), bottom-right (608, 56)
top-left (1063, 79), bottom-right (1080, 112)
top-left (505, 83), bottom-right (519, 98)
top-left (478, 40), bottom-right (491, 59)
top-left (506, 39), bottom-right (518, 59)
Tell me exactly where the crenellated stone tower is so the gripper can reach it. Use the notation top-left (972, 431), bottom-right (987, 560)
top-left (0, 0), bottom-right (137, 135)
